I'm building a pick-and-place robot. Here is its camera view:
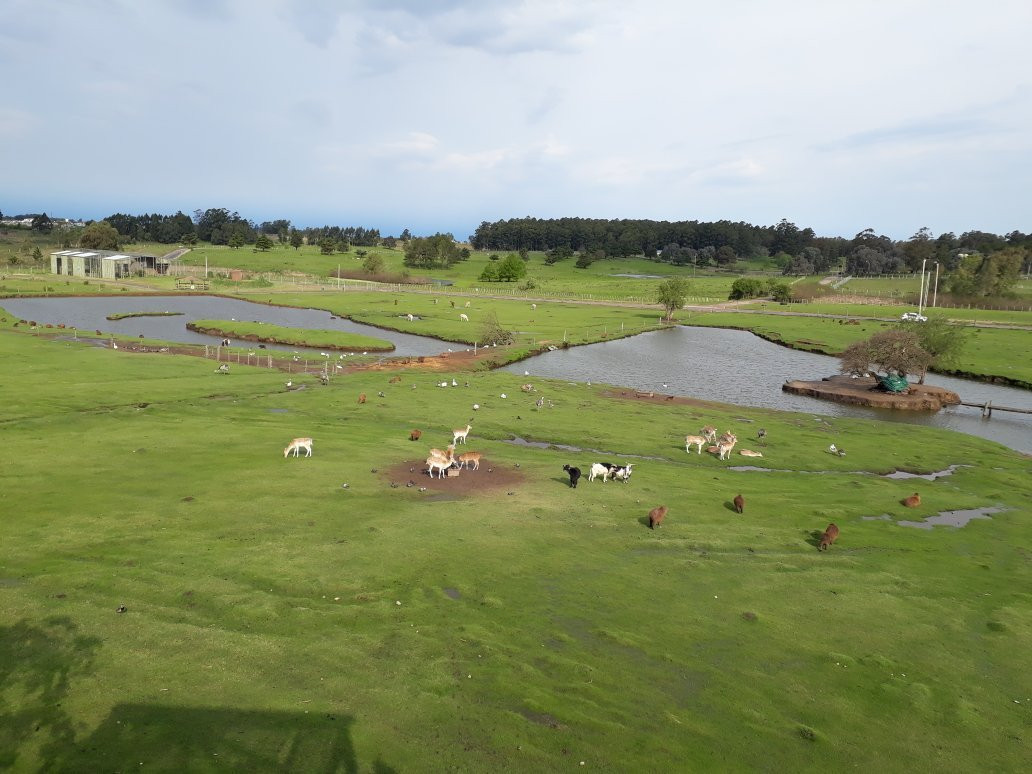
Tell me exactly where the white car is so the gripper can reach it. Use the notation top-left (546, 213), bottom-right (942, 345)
top-left (900, 312), bottom-right (928, 322)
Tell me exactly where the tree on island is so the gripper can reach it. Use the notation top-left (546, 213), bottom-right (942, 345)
top-left (478, 310), bottom-right (515, 345)
top-left (655, 277), bottom-right (693, 321)
top-left (839, 330), bottom-right (933, 382)
top-left (892, 314), bottom-right (969, 384)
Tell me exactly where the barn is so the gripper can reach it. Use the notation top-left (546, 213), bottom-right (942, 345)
top-left (49, 249), bottom-right (171, 279)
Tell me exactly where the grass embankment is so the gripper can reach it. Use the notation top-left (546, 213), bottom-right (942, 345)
top-left (186, 319), bottom-right (395, 352)
top-left (688, 310), bottom-right (1032, 388)
top-left (1, 322), bottom-right (1031, 771)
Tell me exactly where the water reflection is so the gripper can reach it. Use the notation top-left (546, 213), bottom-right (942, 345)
top-left (505, 326), bottom-right (1032, 454)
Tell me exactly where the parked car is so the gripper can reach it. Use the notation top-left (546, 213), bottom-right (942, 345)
top-left (900, 312), bottom-right (928, 322)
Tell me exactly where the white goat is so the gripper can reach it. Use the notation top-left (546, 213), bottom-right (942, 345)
top-left (459, 313), bottom-right (469, 322)
top-left (407, 313), bottom-right (414, 321)
top-left (453, 424), bottom-right (472, 444)
top-left (588, 463), bottom-right (611, 482)
top-left (283, 437), bottom-right (313, 458)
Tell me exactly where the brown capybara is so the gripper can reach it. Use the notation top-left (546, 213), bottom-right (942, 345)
top-left (389, 375), bottom-right (402, 383)
top-left (733, 494), bottom-right (745, 514)
top-left (648, 505), bottom-right (668, 530)
top-left (818, 523), bottom-right (840, 551)
top-left (358, 393), bottom-right (366, 404)
top-left (410, 429), bottom-right (422, 441)
top-left (902, 492), bottom-right (921, 508)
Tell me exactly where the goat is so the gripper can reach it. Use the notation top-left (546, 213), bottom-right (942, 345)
top-left (459, 313), bottom-right (469, 322)
top-left (410, 429), bottom-right (422, 441)
top-left (464, 301), bottom-right (471, 308)
top-left (818, 523), bottom-right (840, 551)
top-left (902, 492), bottom-right (921, 508)
top-left (562, 464), bottom-right (581, 488)
top-left (457, 451), bottom-right (482, 470)
top-left (685, 434), bottom-right (707, 454)
top-left (588, 463), bottom-right (611, 482)
top-left (648, 505), bottom-right (668, 529)
top-left (733, 494), bottom-right (745, 513)
top-left (407, 313), bottom-right (414, 321)
top-left (611, 464), bottom-right (634, 483)
top-left (453, 423), bottom-right (472, 445)
top-left (283, 437), bottom-right (313, 458)
top-left (215, 363), bottom-right (229, 374)
top-left (358, 393), bottom-right (366, 404)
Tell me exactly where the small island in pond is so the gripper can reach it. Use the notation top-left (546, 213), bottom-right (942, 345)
top-left (187, 319), bottom-right (395, 352)
top-left (783, 374), bottom-right (961, 411)
top-left (106, 311), bottom-right (185, 320)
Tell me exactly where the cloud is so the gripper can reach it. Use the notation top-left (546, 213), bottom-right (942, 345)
top-left (0, 107), bottom-right (37, 139)
top-left (820, 116), bottom-right (989, 151)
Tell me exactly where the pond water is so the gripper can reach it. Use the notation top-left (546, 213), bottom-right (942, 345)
top-left (504, 326), bottom-right (1032, 454)
top-left (1, 296), bottom-right (452, 357)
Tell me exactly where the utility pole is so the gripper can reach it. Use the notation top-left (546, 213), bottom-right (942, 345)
top-left (932, 262), bottom-right (940, 308)
top-left (918, 258), bottom-right (928, 316)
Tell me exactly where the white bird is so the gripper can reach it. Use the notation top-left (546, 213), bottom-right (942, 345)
top-left (829, 444), bottom-right (837, 454)
top-left (473, 404), bottom-right (480, 410)
top-left (339, 354), bottom-right (345, 360)
top-left (524, 370), bottom-right (530, 376)
top-left (320, 352), bottom-right (330, 358)
top-left (285, 380), bottom-right (292, 388)
top-left (452, 379), bottom-right (458, 386)
top-left (362, 351), bottom-right (367, 355)
top-left (112, 342), bottom-right (118, 349)
top-left (500, 393), bottom-right (507, 399)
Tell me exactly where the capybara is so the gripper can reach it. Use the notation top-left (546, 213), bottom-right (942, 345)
top-left (733, 494), bottom-right (745, 514)
top-left (389, 375), bottom-right (402, 383)
top-left (648, 505), bottom-right (668, 529)
top-left (818, 523), bottom-right (840, 551)
top-left (410, 429), bottom-right (422, 441)
top-left (562, 464), bottom-right (581, 488)
top-left (902, 492), bottom-right (921, 508)
top-left (358, 393), bottom-right (366, 404)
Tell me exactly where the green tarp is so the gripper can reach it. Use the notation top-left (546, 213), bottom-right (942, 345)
top-left (876, 374), bottom-right (909, 393)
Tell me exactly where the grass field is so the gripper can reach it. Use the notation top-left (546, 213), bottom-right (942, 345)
top-left (2, 314), bottom-right (1031, 771)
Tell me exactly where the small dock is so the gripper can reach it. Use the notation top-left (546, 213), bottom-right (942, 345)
top-left (957, 400), bottom-right (1032, 418)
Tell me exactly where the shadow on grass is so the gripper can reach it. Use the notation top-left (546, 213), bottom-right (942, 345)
top-left (805, 530), bottom-right (824, 549)
top-left (722, 501), bottom-right (738, 513)
top-left (1, 619), bottom-right (393, 772)
top-left (57, 703), bottom-right (378, 773)
top-left (0, 617), bottom-right (100, 771)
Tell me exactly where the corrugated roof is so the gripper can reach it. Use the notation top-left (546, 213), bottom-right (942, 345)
top-left (102, 254), bottom-right (131, 260)
top-left (74, 252), bottom-right (98, 257)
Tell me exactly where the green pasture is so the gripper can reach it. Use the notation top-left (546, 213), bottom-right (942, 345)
top-left (1, 321), bottom-right (1030, 771)
top-left (188, 320), bottom-right (395, 352)
top-left (737, 299), bottom-right (1032, 327)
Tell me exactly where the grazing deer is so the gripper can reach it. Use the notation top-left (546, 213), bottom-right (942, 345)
top-left (453, 424), bottom-right (472, 445)
top-left (701, 426), bottom-right (718, 443)
top-left (902, 492), bottom-right (921, 508)
top-left (459, 313), bottom-right (469, 322)
top-left (648, 505), bottom-right (668, 529)
top-left (818, 523), bottom-right (840, 551)
top-left (457, 451), bottom-right (482, 470)
top-left (426, 446), bottom-right (455, 478)
top-left (685, 434), bottom-right (707, 454)
top-left (283, 437), bottom-right (313, 458)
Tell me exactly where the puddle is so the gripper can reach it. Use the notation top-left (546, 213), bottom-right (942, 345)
top-left (898, 506), bottom-right (1006, 530)
top-left (502, 437), bottom-right (665, 461)
top-left (882, 465), bottom-right (966, 480)
top-left (268, 408), bottom-right (289, 413)
top-left (443, 587), bottom-right (461, 600)
top-left (861, 514), bottom-right (894, 522)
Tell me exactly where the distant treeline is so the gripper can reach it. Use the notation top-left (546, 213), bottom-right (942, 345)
top-left (471, 217), bottom-right (1032, 276)
top-left (100, 209), bottom-right (388, 248)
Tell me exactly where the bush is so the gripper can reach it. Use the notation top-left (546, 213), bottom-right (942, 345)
top-left (728, 278), bottom-right (767, 300)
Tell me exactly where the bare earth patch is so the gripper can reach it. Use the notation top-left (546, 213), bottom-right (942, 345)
top-left (380, 458), bottom-right (525, 496)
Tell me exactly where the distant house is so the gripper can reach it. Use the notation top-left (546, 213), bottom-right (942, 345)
top-left (49, 249), bottom-right (172, 279)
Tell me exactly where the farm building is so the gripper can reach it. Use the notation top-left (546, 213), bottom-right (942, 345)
top-left (49, 249), bottom-right (171, 279)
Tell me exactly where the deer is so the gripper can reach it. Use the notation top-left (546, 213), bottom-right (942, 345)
top-left (701, 426), bottom-right (718, 443)
top-left (457, 451), bottom-right (482, 471)
top-left (426, 446), bottom-right (455, 478)
top-left (453, 424), bottom-right (472, 445)
top-left (685, 434), bottom-right (707, 454)
top-left (283, 437), bottom-right (313, 458)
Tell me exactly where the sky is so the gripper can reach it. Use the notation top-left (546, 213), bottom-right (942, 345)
top-left (2, 0), bottom-right (1031, 241)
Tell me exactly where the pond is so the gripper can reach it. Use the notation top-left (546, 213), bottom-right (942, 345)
top-left (504, 326), bottom-right (1032, 454)
top-left (1, 296), bottom-right (452, 357)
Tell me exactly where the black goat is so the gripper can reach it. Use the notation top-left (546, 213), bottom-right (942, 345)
top-left (562, 464), bottom-right (581, 488)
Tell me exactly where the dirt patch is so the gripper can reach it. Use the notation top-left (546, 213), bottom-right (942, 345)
top-left (380, 458), bottom-right (525, 496)
top-left (601, 388), bottom-right (724, 410)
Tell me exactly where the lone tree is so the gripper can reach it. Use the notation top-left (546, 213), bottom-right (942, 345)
top-left (254, 234), bottom-right (273, 251)
top-left (79, 221), bottom-right (121, 250)
top-left (656, 277), bottom-right (692, 320)
top-left (892, 314), bottom-right (969, 383)
top-left (840, 330), bottom-right (933, 381)
top-left (362, 253), bottom-right (385, 274)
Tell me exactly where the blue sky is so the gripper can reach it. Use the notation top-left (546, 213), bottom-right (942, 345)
top-left (2, 0), bottom-right (1030, 240)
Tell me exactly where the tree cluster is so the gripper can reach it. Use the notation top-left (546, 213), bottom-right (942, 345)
top-left (105, 211), bottom-right (196, 244)
top-left (403, 234), bottom-right (465, 269)
top-left (479, 254), bottom-right (527, 282)
top-left (839, 330), bottom-right (933, 381)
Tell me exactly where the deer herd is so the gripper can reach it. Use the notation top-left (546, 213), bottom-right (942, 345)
top-left (279, 380), bottom-right (868, 550)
